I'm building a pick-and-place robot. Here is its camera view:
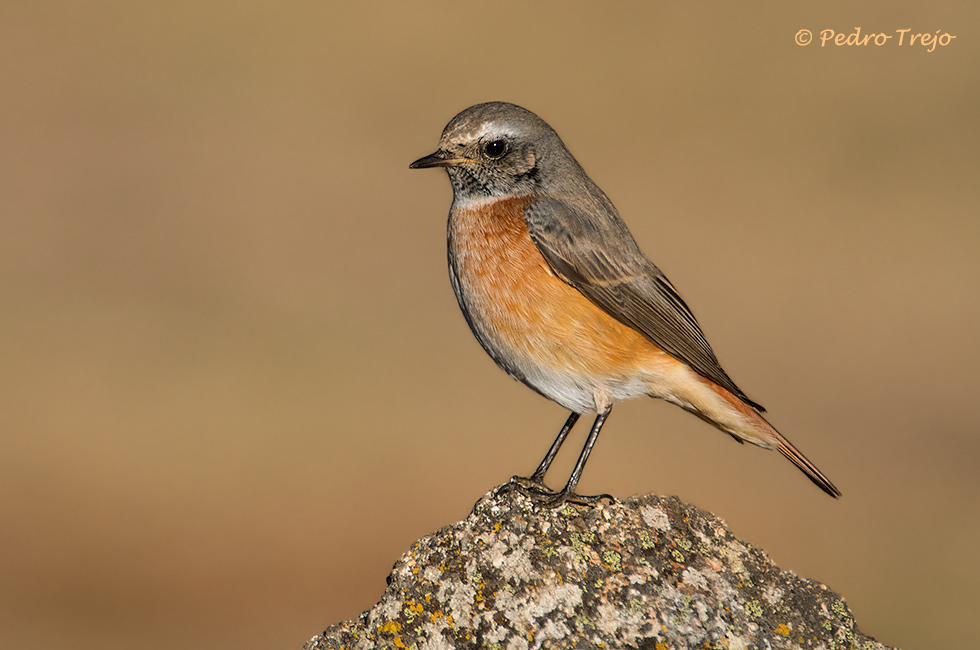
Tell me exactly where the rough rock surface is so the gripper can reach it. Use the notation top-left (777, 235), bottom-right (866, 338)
top-left (306, 488), bottom-right (892, 650)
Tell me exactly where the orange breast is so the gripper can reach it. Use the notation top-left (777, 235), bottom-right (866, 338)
top-left (447, 196), bottom-right (788, 451)
top-left (448, 195), bottom-right (672, 386)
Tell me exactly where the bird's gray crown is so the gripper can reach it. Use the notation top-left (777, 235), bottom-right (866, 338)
top-left (440, 102), bottom-right (554, 147)
top-left (429, 102), bottom-right (590, 202)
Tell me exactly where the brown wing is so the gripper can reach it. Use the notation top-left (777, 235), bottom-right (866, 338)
top-left (525, 196), bottom-right (764, 412)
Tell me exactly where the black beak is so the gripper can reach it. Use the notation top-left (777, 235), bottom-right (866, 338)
top-left (409, 151), bottom-right (451, 169)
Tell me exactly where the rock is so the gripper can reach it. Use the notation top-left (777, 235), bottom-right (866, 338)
top-left (305, 488), bottom-right (893, 650)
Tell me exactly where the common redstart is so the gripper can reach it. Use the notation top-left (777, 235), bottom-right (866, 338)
top-left (410, 102), bottom-right (840, 503)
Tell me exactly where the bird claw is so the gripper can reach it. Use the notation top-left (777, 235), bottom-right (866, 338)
top-left (494, 475), bottom-right (544, 498)
top-left (496, 476), bottom-right (616, 507)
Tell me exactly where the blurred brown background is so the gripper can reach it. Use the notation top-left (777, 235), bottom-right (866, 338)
top-left (1, 2), bottom-right (977, 649)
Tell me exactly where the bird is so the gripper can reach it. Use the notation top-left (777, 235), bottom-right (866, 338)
top-left (409, 101), bottom-right (840, 504)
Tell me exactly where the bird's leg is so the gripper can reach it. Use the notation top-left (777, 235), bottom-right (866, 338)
top-left (544, 407), bottom-right (615, 505)
top-left (496, 412), bottom-right (579, 497)
top-left (530, 411), bottom-right (580, 483)
top-left (499, 408), bottom-right (615, 506)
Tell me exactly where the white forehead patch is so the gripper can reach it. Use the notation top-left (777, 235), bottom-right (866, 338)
top-left (443, 120), bottom-right (516, 147)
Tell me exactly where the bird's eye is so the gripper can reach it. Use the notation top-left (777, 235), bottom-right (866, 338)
top-left (483, 139), bottom-right (507, 159)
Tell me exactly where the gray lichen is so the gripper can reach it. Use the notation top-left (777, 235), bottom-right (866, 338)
top-left (305, 489), bottom-right (893, 650)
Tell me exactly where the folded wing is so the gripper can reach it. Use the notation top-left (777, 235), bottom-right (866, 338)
top-left (524, 196), bottom-right (764, 412)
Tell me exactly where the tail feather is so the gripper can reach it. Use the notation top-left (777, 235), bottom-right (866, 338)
top-left (701, 378), bottom-right (841, 498)
top-left (744, 406), bottom-right (842, 499)
top-left (774, 432), bottom-right (842, 498)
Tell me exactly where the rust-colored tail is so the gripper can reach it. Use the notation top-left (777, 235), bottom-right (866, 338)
top-left (772, 429), bottom-right (842, 498)
top-left (743, 408), bottom-right (841, 498)
top-left (703, 379), bottom-right (841, 498)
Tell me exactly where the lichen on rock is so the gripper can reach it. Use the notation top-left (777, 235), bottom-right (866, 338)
top-left (305, 488), bottom-right (893, 650)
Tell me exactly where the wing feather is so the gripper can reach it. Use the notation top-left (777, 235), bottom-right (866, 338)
top-left (524, 197), bottom-right (764, 411)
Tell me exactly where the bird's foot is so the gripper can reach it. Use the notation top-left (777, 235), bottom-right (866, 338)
top-left (495, 475), bottom-right (616, 507)
top-left (494, 475), bottom-right (543, 498)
